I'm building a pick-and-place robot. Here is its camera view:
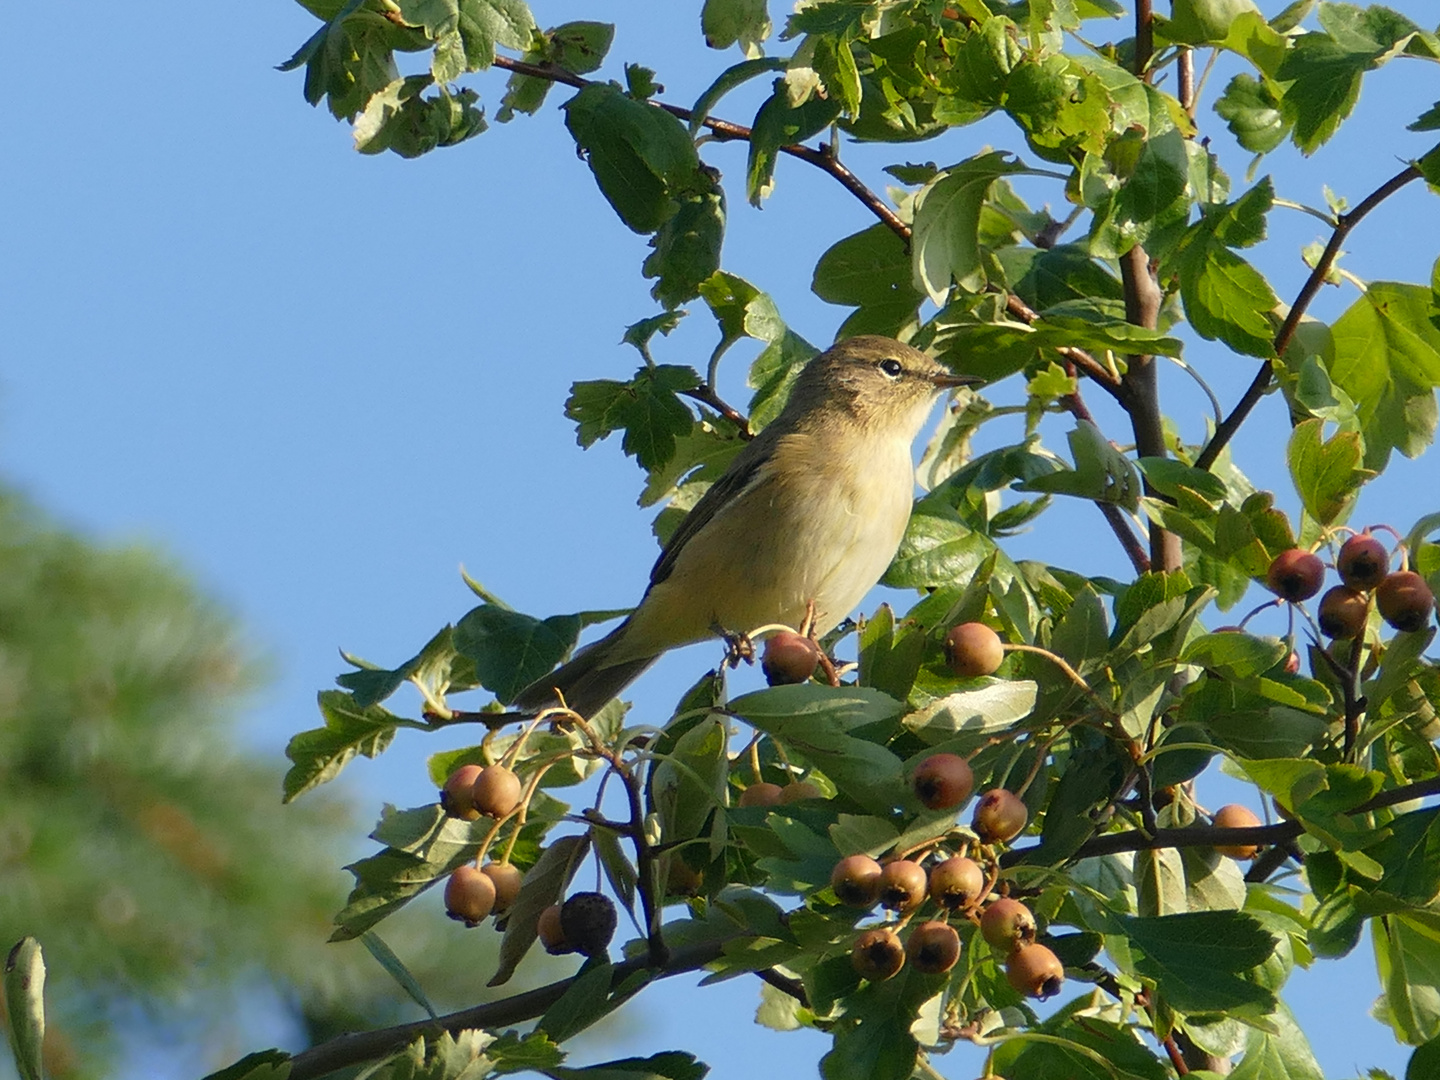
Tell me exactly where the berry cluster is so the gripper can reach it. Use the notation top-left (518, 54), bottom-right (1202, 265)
top-left (437, 763), bottom-right (526, 928)
top-left (1265, 533), bottom-right (1436, 639)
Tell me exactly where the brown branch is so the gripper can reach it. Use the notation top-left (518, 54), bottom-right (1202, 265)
top-left (285, 938), bottom-right (735, 1080)
top-left (1177, 48), bottom-right (1196, 118)
top-left (755, 967), bottom-right (810, 1007)
top-left (1119, 246), bottom-right (1182, 572)
top-left (1134, 0), bottom-right (1155, 81)
top-left (679, 386), bottom-right (752, 438)
top-left (489, 56), bottom-right (909, 245)
top-left (1058, 383), bottom-right (1151, 574)
top-left (1195, 162), bottom-right (1424, 471)
top-left (1004, 774), bottom-right (1440, 866)
top-left (1005, 294), bottom-right (1124, 399)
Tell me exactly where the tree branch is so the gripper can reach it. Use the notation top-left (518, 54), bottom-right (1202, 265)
top-left (284, 938), bottom-right (736, 1080)
top-left (1195, 162), bottom-right (1424, 471)
top-left (1004, 774), bottom-right (1440, 866)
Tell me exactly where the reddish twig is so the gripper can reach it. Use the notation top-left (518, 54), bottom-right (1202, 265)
top-left (1195, 162), bottom-right (1423, 471)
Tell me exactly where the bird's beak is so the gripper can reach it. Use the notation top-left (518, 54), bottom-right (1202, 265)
top-left (930, 370), bottom-right (983, 389)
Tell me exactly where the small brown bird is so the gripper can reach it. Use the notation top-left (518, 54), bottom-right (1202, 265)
top-left (514, 335), bottom-right (976, 717)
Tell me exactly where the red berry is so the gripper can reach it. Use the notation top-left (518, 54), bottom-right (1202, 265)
top-left (481, 862), bottom-right (524, 914)
top-left (761, 632), bottom-right (823, 685)
top-left (778, 781), bottom-right (823, 804)
top-left (738, 782), bottom-right (785, 807)
top-left (972, 789), bottom-right (1028, 844)
top-left (911, 753), bottom-right (975, 810)
top-left (1337, 533), bottom-right (1389, 591)
top-left (1376, 571), bottom-right (1435, 633)
top-left (851, 928), bottom-right (905, 981)
top-left (906, 921), bottom-right (961, 974)
top-left (929, 856), bottom-right (986, 910)
top-left (1318, 585), bottom-right (1368, 639)
top-left (1211, 804), bottom-right (1262, 859)
top-left (944, 623), bottom-right (1004, 677)
top-left (830, 854), bottom-right (884, 908)
top-left (439, 764), bottom-right (484, 820)
top-left (979, 897), bottom-right (1036, 952)
top-left (473, 764), bottom-right (523, 819)
top-left (537, 903), bottom-right (571, 954)
top-left (878, 859), bottom-right (928, 911)
top-left (443, 865), bottom-right (496, 926)
top-left (1006, 942), bottom-right (1064, 998)
top-left (1266, 548), bottom-right (1325, 602)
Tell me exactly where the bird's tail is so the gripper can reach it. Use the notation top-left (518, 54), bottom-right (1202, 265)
top-left (511, 619), bottom-right (658, 718)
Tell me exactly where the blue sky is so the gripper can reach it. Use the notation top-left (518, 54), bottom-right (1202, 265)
top-left (3, 1), bottom-right (1439, 1077)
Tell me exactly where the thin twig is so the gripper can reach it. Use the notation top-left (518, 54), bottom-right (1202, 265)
top-left (1195, 163), bottom-right (1424, 471)
top-left (679, 386), bottom-right (752, 437)
top-left (756, 967), bottom-right (811, 1007)
top-left (283, 938), bottom-right (736, 1080)
top-left (1058, 384), bottom-right (1152, 574)
top-left (1003, 774), bottom-right (1440, 867)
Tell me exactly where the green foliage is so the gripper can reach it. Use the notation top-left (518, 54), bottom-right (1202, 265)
top-left (181, 2), bottom-right (1440, 1079)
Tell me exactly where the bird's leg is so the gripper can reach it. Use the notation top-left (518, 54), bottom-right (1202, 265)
top-left (714, 622), bottom-right (755, 669)
top-left (799, 600), bottom-right (842, 687)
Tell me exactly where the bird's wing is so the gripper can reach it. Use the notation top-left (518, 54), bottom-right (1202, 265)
top-left (647, 430), bottom-right (777, 588)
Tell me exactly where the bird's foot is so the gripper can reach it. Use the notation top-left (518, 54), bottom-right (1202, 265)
top-left (715, 623), bottom-right (755, 669)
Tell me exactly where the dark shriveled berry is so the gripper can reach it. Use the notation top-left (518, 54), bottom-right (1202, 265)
top-left (1266, 548), bottom-right (1325, 602)
top-left (944, 623), bottom-right (1004, 677)
top-left (560, 892), bottom-right (617, 957)
top-left (972, 789), bottom-right (1028, 844)
top-left (1318, 585), bottom-right (1369, 639)
top-left (851, 928), bottom-right (905, 981)
top-left (878, 859), bottom-right (928, 911)
top-left (1377, 571), bottom-right (1436, 633)
top-left (761, 631), bottom-right (822, 686)
top-left (906, 921), bottom-right (962, 974)
top-left (1338, 533), bottom-right (1389, 591)
top-left (911, 753), bottom-right (975, 810)
top-left (830, 854), bottom-right (884, 908)
top-left (929, 856), bottom-right (985, 910)
top-left (1006, 943), bottom-right (1065, 998)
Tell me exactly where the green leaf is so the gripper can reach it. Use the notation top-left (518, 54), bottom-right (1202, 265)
top-left (1215, 73), bottom-right (1290, 154)
top-left (688, 57), bottom-right (787, 134)
top-left (1329, 282), bottom-right (1440, 470)
top-left (902, 680), bottom-right (1040, 741)
top-left (650, 716), bottom-right (729, 847)
top-left (546, 1051), bottom-right (708, 1080)
top-left (745, 80), bottom-right (841, 205)
top-left (499, 21), bottom-right (615, 121)
top-left (812, 224), bottom-right (924, 339)
top-left (1228, 1003), bottom-right (1323, 1080)
top-left (200, 1050), bottom-right (293, 1080)
top-left (352, 77), bottom-right (488, 158)
top-left (996, 243), bottom-right (1124, 311)
top-left (284, 691), bottom-right (400, 802)
top-left (1016, 421), bottom-right (1142, 510)
top-left (563, 84), bottom-right (703, 233)
top-left (912, 152), bottom-right (1028, 301)
top-left (453, 604), bottom-right (585, 704)
top-left (332, 806), bottom-right (495, 940)
top-left (1118, 910), bottom-right (1279, 1014)
top-left (1172, 180), bottom-right (1280, 357)
top-left (993, 1016), bottom-right (1170, 1080)
top-left (538, 960), bottom-right (621, 1043)
top-left (644, 182), bottom-right (726, 309)
top-left (1287, 417), bottom-right (1372, 525)
top-left (881, 504), bottom-right (995, 589)
top-left (1375, 910), bottom-right (1440, 1045)
top-left (701, 0), bottom-right (772, 55)
top-left (746, 330), bottom-right (820, 431)
top-left (1409, 1036), bottom-right (1440, 1080)
top-left (3, 938), bottom-right (45, 1080)
top-left (565, 365), bottom-right (703, 470)
top-left (490, 833), bottom-right (590, 986)
top-left (361, 931), bottom-right (438, 1019)
top-left (1182, 631), bottom-right (1287, 679)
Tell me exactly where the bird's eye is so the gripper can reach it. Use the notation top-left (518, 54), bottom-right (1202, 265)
top-left (878, 358), bottom-right (904, 378)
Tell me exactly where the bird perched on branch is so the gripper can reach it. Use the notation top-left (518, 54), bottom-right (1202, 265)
top-left (514, 335), bottom-right (978, 718)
